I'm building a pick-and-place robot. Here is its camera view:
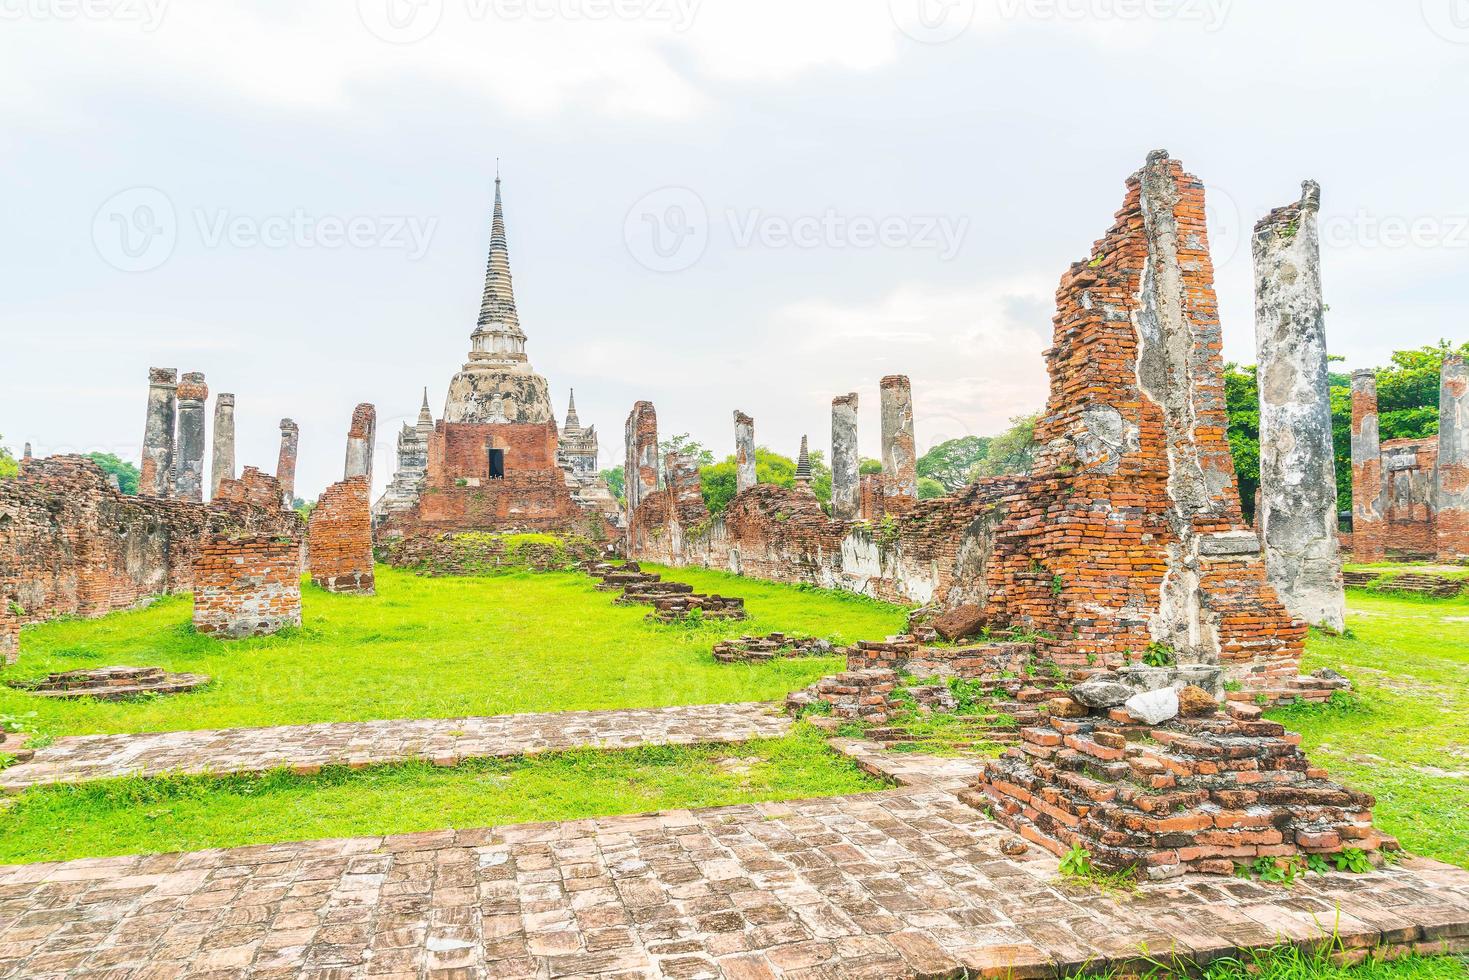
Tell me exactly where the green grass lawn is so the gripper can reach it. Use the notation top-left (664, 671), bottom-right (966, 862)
top-left (1074, 947), bottom-right (1466, 980)
top-left (1272, 589), bottom-right (1469, 868)
top-left (0, 564), bottom-right (907, 740)
top-left (0, 726), bottom-right (886, 864)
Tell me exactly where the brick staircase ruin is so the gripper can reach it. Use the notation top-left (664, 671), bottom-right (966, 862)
top-left (583, 562), bottom-right (746, 622)
top-left (966, 680), bottom-right (1395, 880)
top-left (1343, 570), bottom-right (1466, 598)
top-left (712, 633), bottom-right (839, 664)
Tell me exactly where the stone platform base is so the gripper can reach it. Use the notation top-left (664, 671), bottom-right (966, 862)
top-left (6, 666), bottom-right (210, 700)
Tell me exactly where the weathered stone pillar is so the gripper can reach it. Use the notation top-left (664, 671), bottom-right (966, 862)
top-left (1436, 355), bottom-right (1469, 561)
top-left (344, 403), bottom-right (377, 485)
top-left (831, 393), bottom-right (860, 520)
top-left (1252, 180), bottom-right (1346, 633)
top-left (734, 411), bottom-right (757, 494)
top-left (210, 393), bottom-right (236, 500)
top-left (624, 401), bottom-right (659, 525)
top-left (277, 419), bottom-right (300, 508)
top-left (140, 367), bottom-right (177, 498)
top-left (173, 372), bottom-right (209, 503)
top-left (794, 435), bottom-right (813, 493)
top-left (880, 375), bottom-right (916, 512)
top-left (1350, 370), bottom-right (1386, 562)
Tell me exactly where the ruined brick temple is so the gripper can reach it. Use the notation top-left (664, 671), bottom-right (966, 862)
top-left (629, 151), bottom-right (1319, 699)
top-left (374, 177), bottom-right (620, 544)
top-left (1349, 355), bottom-right (1469, 561)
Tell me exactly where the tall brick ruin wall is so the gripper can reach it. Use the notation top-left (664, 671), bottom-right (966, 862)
top-left (0, 457), bottom-right (302, 644)
top-left (307, 477), bottom-right (375, 594)
top-left (631, 153), bottom-right (1305, 687)
top-left (1380, 437), bottom-right (1438, 556)
top-left (193, 534), bottom-right (302, 638)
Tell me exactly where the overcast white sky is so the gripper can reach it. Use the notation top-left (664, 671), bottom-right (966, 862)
top-left (2, 0), bottom-right (1467, 500)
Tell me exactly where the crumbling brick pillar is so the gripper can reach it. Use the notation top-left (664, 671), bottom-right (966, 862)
top-left (734, 411), bottom-right (756, 494)
top-left (193, 534), bottom-right (302, 638)
top-left (831, 393), bottom-right (860, 520)
top-left (666, 452), bottom-right (708, 525)
top-left (624, 401), bottom-right (659, 525)
top-left (1436, 355), bottom-right (1469, 561)
top-left (276, 418), bottom-right (300, 508)
top-left (880, 375), bottom-right (916, 513)
top-left (174, 372), bottom-right (209, 503)
top-left (1253, 181), bottom-right (1346, 632)
top-left (140, 367), bottom-right (178, 498)
top-left (307, 477), bottom-right (375, 594)
top-left (1350, 370), bottom-right (1386, 562)
top-left (344, 402), bottom-right (377, 485)
top-left (210, 393), bottom-right (236, 500)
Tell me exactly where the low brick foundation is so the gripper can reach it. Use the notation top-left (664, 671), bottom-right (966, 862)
top-left (1344, 569), bottom-right (1467, 598)
top-left (968, 698), bottom-right (1393, 879)
top-left (381, 531), bottom-right (603, 576)
top-left (8, 666), bottom-right (209, 700)
top-left (307, 477), bottom-right (375, 595)
top-left (712, 633), bottom-right (838, 664)
top-left (585, 562), bottom-right (747, 622)
top-left (193, 535), bottom-right (302, 639)
top-left (786, 669), bottom-right (902, 724)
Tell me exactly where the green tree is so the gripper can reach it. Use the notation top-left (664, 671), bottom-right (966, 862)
top-left (972, 414), bottom-right (1039, 478)
top-left (917, 476), bottom-right (947, 500)
top-left (859, 458), bottom-right (883, 475)
top-left (600, 466), bottom-right (625, 505)
top-left (658, 433), bottom-right (714, 467)
top-left (1223, 364), bottom-right (1261, 521)
top-left (917, 435), bottom-right (991, 491)
top-left (87, 453), bottom-right (140, 495)
top-left (0, 438), bottom-right (16, 480)
top-left (700, 447), bottom-right (832, 514)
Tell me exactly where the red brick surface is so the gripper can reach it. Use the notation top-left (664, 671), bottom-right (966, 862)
top-left (192, 534), bottom-right (302, 638)
top-left (307, 477), bottom-right (375, 594)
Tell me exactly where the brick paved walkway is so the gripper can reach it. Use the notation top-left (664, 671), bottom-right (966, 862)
top-left (0, 703), bottom-right (791, 792)
top-left (1, 778), bottom-right (1466, 979)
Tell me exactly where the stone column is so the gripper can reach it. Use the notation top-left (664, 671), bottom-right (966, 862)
top-left (1350, 370), bottom-right (1386, 562)
top-left (734, 411), bottom-right (757, 494)
top-left (173, 372), bottom-right (209, 503)
top-left (344, 403), bottom-right (377, 485)
top-left (1252, 180), bottom-right (1346, 633)
top-left (793, 435), bottom-right (813, 493)
top-left (210, 393), bottom-right (236, 500)
top-left (277, 419), bottom-right (300, 508)
top-left (1436, 355), bottom-right (1469, 561)
top-left (140, 367), bottom-right (177, 497)
top-left (831, 393), bottom-right (860, 520)
top-left (880, 375), bottom-right (916, 512)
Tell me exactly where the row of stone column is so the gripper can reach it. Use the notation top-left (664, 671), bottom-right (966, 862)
top-left (730, 374), bottom-right (915, 520)
top-left (140, 367), bottom-right (304, 508)
top-left (1350, 357), bottom-right (1469, 563)
top-left (1253, 180), bottom-right (1469, 637)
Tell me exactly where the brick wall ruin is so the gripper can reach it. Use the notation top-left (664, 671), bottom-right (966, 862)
top-left (307, 477), bottom-right (375, 594)
top-left (629, 152), bottom-right (1308, 693)
top-left (0, 457), bottom-right (301, 659)
top-left (192, 534), bottom-right (302, 638)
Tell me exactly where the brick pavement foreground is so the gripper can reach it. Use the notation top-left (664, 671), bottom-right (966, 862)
top-left (0, 783), bottom-right (1466, 979)
top-left (0, 703), bottom-right (791, 793)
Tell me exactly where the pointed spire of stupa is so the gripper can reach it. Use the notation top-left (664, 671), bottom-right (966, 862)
top-left (564, 389), bottom-right (582, 434)
top-left (794, 435), bottom-right (812, 490)
top-left (466, 173), bottom-right (528, 368)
